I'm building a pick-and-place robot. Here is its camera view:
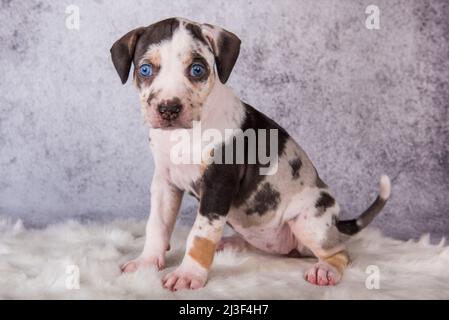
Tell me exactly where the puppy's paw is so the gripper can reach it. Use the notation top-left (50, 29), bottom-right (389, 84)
top-left (121, 255), bottom-right (165, 273)
top-left (304, 262), bottom-right (342, 286)
top-left (216, 235), bottom-right (248, 252)
top-left (162, 267), bottom-right (207, 291)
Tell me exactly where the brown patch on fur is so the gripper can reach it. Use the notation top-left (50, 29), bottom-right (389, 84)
top-left (147, 89), bottom-right (161, 105)
top-left (141, 50), bottom-right (161, 67)
top-left (323, 251), bottom-right (349, 275)
top-left (188, 236), bottom-right (216, 269)
top-left (182, 51), bottom-right (200, 65)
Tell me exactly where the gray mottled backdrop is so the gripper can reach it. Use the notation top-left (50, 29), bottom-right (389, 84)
top-left (0, 0), bottom-right (448, 240)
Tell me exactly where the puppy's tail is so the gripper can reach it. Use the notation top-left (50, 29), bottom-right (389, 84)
top-left (336, 175), bottom-right (391, 236)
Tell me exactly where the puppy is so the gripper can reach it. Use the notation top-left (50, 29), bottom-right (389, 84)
top-left (110, 17), bottom-right (391, 291)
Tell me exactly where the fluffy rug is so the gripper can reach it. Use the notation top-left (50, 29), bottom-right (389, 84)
top-left (0, 217), bottom-right (448, 299)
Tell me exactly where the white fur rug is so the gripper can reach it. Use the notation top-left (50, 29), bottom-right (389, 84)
top-left (0, 217), bottom-right (448, 299)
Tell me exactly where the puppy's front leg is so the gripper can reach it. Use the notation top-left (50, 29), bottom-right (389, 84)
top-left (162, 165), bottom-right (239, 291)
top-left (162, 213), bottom-right (226, 291)
top-left (121, 172), bottom-right (183, 273)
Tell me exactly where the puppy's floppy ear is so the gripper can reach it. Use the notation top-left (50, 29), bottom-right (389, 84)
top-left (110, 27), bottom-right (145, 84)
top-left (201, 24), bottom-right (241, 84)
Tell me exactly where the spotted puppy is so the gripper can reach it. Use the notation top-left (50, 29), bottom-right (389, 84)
top-left (110, 17), bottom-right (391, 290)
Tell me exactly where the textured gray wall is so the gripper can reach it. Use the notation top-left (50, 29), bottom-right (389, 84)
top-left (0, 0), bottom-right (448, 240)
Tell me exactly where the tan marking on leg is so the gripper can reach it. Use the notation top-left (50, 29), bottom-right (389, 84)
top-left (323, 251), bottom-right (349, 275)
top-left (188, 236), bottom-right (216, 269)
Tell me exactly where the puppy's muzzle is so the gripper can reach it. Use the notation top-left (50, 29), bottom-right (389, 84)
top-left (157, 98), bottom-right (183, 121)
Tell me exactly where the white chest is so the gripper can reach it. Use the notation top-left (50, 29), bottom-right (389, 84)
top-left (149, 128), bottom-right (202, 194)
top-left (168, 162), bottom-right (201, 194)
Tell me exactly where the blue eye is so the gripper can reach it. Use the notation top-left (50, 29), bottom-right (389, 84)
top-left (190, 63), bottom-right (206, 78)
top-left (139, 64), bottom-right (153, 77)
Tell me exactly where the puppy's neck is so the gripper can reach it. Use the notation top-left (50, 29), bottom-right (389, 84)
top-left (201, 80), bottom-right (245, 132)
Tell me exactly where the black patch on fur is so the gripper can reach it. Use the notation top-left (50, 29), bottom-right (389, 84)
top-left (338, 196), bottom-right (387, 235)
top-left (314, 167), bottom-right (328, 188)
top-left (245, 183), bottom-right (281, 216)
top-left (289, 157), bottom-right (302, 179)
top-left (185, 23), bottom-right (208, 46)
top-left (337, 195), bottom-right (388, 235)
top-left (315, 191), bottom-right (335, 217)
top-left (214, 29), bottom-right (241, 83)
top-left (197, 103), bottom-right (289, 221)
top-left (110, 27), bottom-right (146, 84)
top-left (199, 163), bottom-right (240, 222)
top-left (336, 219), bottom-right (360, 235)
top-left (232, 103), bottom-right (290, 207)
top-left (316, 191), bottom-right (335, 209)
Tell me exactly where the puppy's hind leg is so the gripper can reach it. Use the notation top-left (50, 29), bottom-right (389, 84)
top-left (288, 190), bottom-right (348, 286)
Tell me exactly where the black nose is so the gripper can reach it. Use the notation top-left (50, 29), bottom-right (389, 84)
top-left (158, 99), bottom-right (182, 120)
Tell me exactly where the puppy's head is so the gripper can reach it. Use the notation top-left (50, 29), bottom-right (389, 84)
top-left (110, 18), bottom-right (241, 129)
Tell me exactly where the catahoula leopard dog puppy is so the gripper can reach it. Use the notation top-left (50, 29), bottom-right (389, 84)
top-left (110, 17), bottom-right (391, 291)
